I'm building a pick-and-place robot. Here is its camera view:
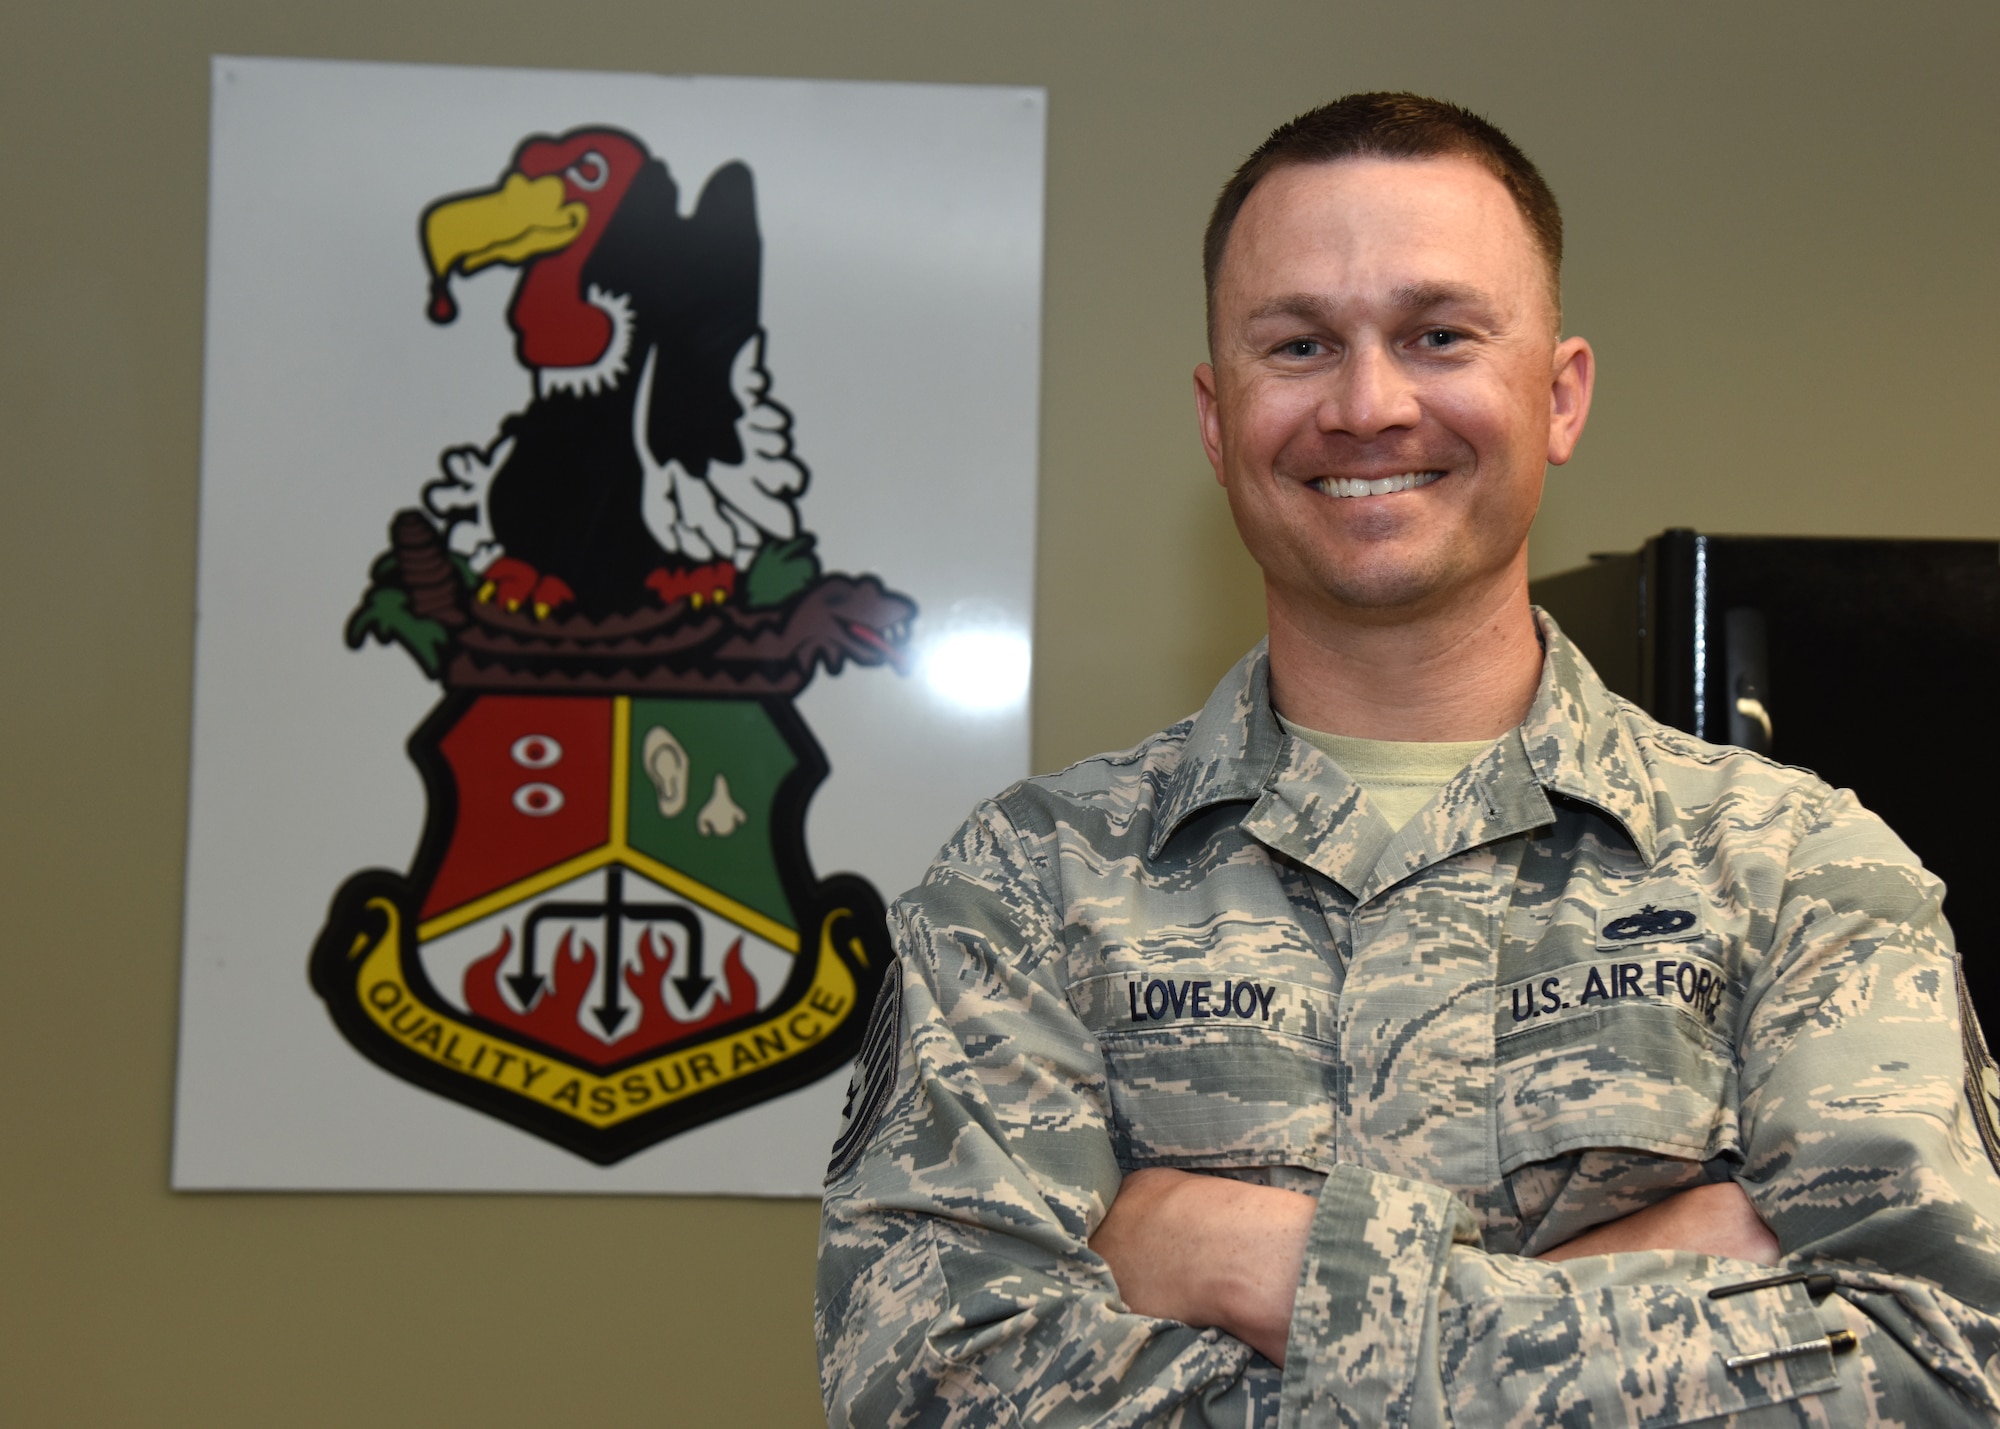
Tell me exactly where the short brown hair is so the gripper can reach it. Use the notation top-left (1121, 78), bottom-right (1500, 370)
top-left (1203, 92), bottom-right (1564, 342)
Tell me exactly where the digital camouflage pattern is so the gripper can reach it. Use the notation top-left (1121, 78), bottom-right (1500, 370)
top-left (817, 614), bottom-right (2000, 1426)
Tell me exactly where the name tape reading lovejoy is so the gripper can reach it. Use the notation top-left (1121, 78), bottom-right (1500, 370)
top-left (1125, 978), bottom-right (1278, 1023)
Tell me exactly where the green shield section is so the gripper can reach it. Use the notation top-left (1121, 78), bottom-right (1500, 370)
top-left (626, 697), bottom-right (800, 930)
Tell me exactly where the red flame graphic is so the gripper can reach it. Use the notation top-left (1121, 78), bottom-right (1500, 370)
top-left (463, 924), bottom-right (758, 1068)
top-left (623, 927), bottom-right (758, 1049)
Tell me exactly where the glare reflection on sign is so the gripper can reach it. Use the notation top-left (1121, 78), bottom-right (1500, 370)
top-left (922, 629), bottom-right (1031, 712)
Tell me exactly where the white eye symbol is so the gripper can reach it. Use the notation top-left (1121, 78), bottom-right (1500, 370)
top-left (511, 734), bottom-right (563, 768)
top-left (565, 151), bottom-right (609, 191)
top-left (513, 783), bottom-right (565, 817)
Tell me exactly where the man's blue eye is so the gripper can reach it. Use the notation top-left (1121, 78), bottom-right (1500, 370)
top-left (1284, 340), bottom-right (1318, 357)
top-left (1420, 330), bottom-right (1458, 347)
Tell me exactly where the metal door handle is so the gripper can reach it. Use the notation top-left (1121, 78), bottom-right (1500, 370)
top-left (1734, 695), bottom-right (1772, 746)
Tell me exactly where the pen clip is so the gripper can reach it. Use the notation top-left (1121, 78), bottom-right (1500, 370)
top-left (1708, 1270), bottom-right (1837, 1302)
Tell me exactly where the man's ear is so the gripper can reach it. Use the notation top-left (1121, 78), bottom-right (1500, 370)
top-left (1547, 336), bottom-right (1595, 467)
top-left (1194, 363), bottom-right (1227, 484)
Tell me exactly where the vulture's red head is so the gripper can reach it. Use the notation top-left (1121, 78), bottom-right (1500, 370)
top-left (422, 127), bottom-right (649, 371)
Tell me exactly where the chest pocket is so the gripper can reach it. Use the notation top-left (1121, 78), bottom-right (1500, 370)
top-left (1494, 933), bottom-right (1741, 1174)
top-left (1069, 969), bottom-right (1339, 1172)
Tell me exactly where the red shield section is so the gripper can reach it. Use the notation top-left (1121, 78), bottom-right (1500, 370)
top-left (422, 695), bottom-right (614, 920)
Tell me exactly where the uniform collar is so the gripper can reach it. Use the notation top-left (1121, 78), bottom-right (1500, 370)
top-left (1517, 608), bottom-right (1659, 863)
top-left (1147, 611), bottom-right (1659, 871)
top-left (1150, 640), bottom-right (1288, 857)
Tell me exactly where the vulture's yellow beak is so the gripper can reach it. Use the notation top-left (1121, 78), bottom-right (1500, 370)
top-left (424, 173), bottom-right (587, 282)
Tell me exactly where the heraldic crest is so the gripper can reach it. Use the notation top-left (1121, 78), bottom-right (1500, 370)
top-left (311, 126), bottom-right (913, 1164)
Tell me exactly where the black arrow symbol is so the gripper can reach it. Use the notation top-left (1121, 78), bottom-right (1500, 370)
top-left (591, 866), bottom-right (630, 1036)
top-left (505, 928), bottom-right (546, 1010)
top-left (592, 940), bottom-right (627, 1035)
top-left (671, 918), bottom-right (713, 1012)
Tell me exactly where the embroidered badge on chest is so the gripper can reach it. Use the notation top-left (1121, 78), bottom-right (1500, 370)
top-left (1595, 892), bottom-right (1705, 950)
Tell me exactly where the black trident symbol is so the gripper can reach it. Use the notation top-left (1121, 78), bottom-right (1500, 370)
top-left (511, 866), bottom-right (712, 1035)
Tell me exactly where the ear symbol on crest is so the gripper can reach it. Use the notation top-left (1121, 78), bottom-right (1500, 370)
top-left (642, 725), bottom-right (691, 817)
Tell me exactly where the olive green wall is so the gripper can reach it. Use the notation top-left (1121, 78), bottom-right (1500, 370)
top-left (5, 2), bottom-right (1995, 1424)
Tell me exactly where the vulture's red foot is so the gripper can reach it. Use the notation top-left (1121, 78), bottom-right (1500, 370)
top-left (477, 558), bottom-right (574, 619)
top-left (647, 561), bottom-right (738, 611)
top-left (526, 574), bottom-right (575, 620)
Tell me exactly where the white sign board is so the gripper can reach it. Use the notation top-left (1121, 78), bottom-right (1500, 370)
top-left (173, 57), bottom-right (1043, 1193)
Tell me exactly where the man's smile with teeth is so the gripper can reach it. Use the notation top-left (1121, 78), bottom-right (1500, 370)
top-left (1311, 470), bottom-right (1446, 498)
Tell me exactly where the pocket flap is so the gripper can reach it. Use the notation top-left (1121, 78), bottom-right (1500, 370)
top-left (1072, 971), bottom-right (1339, 1172)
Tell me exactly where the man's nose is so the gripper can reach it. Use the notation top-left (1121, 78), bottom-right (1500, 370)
top-left (1317, 343), bottom-right (1421, 440)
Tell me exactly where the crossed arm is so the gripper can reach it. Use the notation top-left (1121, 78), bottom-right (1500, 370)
top-left (1089, 1170), bottom-right (1780, 1366)
top-left (820, 796), bottom-right (2000, 1424)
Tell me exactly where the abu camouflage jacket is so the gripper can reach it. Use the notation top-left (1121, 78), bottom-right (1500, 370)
top-left (817, 615), bottom-right (2000, 1426)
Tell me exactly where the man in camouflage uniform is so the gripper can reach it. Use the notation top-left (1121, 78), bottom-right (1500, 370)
top-left (817, 93), bottom-right (2000, 1425)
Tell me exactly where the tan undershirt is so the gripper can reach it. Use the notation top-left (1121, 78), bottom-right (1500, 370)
top-left (1278, 716), bottom-right (1498, 832)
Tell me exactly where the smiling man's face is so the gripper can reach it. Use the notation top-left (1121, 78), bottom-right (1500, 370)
top-left (1196, 155), bottom-right (1593, 627)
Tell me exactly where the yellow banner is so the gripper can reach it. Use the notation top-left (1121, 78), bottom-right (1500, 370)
top-left (347, 897), bottom-right (859, 1129)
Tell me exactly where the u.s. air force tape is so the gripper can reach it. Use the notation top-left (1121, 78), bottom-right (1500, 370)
top-left (826, 960), bottom-right (902, 1185)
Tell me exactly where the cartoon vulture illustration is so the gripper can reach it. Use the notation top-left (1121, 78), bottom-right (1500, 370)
top-left (418, 127), bottom-right (806, 619)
